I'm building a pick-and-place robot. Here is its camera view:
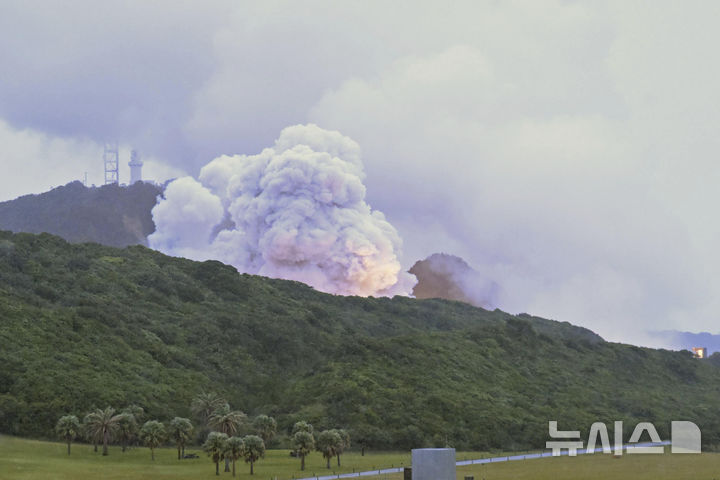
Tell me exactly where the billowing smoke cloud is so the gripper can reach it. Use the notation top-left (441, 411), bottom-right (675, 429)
top-left (149, 124), bottom-right (415, 296)
top-left (409, 253), bottom-right (500, 309)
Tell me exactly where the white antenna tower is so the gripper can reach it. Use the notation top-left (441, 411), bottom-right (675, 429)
top-left (103, 142), bottom-right (119, 185)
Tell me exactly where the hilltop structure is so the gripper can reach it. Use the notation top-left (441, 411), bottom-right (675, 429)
top-left (129, 149), bottom-right (143, 184)
top-left (103, 142), bottom-right (119, 185)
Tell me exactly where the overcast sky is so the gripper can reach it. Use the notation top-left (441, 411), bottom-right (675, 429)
top-left (1, 0), bottom-right (719, 345)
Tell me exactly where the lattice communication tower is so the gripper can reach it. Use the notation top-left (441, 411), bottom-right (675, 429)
top-left (104, 142), bottom-right (119, 185)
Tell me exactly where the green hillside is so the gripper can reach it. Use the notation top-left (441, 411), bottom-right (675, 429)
top-left (0, 182), bottom-right (161, 247)
top-left (1, 231), bottom-right (719, 451)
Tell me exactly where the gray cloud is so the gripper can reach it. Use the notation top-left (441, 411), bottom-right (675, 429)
top-left (2, 1), bottom-right (720, 343)
top-left (0, 0), bottom-right (229, 164)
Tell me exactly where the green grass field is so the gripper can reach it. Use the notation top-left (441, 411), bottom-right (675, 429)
top-left (1, 435), bottom-right (717, 480)
top-left (379, 449), bottom-right (720, 480)
top-left (0, 435), bottom-right (415, 480)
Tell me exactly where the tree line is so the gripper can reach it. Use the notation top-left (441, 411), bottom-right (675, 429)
top-left (55, 392), bottom-right (350, 476)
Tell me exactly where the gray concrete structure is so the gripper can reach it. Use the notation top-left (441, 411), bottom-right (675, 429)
top-left (411, 448), bottom-right (455, 480)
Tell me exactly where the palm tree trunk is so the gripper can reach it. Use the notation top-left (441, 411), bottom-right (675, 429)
top-left (151, 447), bottom-right (155, 461)
top-left (337, 454), bottom-right (341, 467)
top-left (182, 445), bottom-right (185, 458)
top-left (301, 454), bottom-right (305, 471)
top-left (326, 457), bottom-right (330, 469)
top-left (93, 441), bottom-right (98, 453)
top-left (232, 459), bottom-right (236, 476)
top-left (215, 460), bottom-right (220, 476)
top-left (66, 438), bottom-right (71, 456)
top-left (225, 457), bottom-right (230, 472)
top-left (102, 430), bottom-right (109, 456)
top-left (177, 445), bottom-right (181, 460)
top-left (250, 459), bottom-right (254, 475)
top-left (361, 446), bottom-right (365, 456)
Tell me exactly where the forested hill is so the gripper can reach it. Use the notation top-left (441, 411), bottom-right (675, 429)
top-left (0, 181), bottom-right (162, 247)
top-left (1, 231), bottom-right (720, 450)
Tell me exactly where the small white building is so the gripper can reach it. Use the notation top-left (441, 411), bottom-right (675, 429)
top-left (128, 150), bottom-right (143, 185)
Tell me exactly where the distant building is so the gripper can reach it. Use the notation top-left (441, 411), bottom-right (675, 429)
top-left (692, 347), bottom-right (707, 359)
top-left (129, 150), bottom-right (144, 185)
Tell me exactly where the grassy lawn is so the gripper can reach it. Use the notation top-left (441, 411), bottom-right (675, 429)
top-left (367, 447), bottom-right (720, 480)
top-left (457, 451), bottom-right (720, 480)
top-left (1, 435), bottom-right (717, 479)
top-left (0, 435), bottom-right (415, 480)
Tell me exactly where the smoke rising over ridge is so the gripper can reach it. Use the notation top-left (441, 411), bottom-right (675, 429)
top-left (149, 124), bottom-right (415, 296)
top-left (409, 253), bottom-right (500, 309)
top-left (6, 1), bottom-right (720, 343)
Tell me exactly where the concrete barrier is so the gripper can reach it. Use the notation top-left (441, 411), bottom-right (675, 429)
top-left (411, 448), bottom-right (455, 480)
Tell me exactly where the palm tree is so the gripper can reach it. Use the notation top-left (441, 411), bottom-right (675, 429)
top-left (242, 435), bottom-right (265, 475)
top-left (82, 413), bottom-right (101, 453)
top-left (122, 405), bottom-right (145, 423)
top-left (316, 430), bottom-right (342, 469)
top-left (292, 430), bottom-right (314, 471)
top-left (115, 413), bottom-right (138, 452)
top-left (169, 417), bottom-right (194, 460)
top-left (191, 392), bottom-right (228, 426)
top-left (224, 436), bottom-right (244, 477)
top-left (292, 420), bottom-right (313, 435)
top-left (55, 415), bottom-right (80, 455)
top-left (333, 429), bottom-right (351, 467)
top-left (203, 431), bottom-right (229, 476)
top-left (352, 426), bottom-right (372, 456)
top-left (209, 405), bottom-right (246, 472)
top-left (253, 415), bottom-right (277, 446)
top-left (84, 407), bottom-right (121, 456)
top-left (208, 404), bottom-right (246, 436)
top-left (139, 420), bottom-right (166, 461)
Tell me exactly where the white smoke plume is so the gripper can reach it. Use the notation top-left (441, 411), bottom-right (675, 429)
top-left (149, 124), bottom-right (415, 296)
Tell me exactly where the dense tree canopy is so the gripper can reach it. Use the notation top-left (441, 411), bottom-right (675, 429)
top-left (0, 181), bottom-right (161, 247)
top-left (3, 231), bottom-right (720, 451)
